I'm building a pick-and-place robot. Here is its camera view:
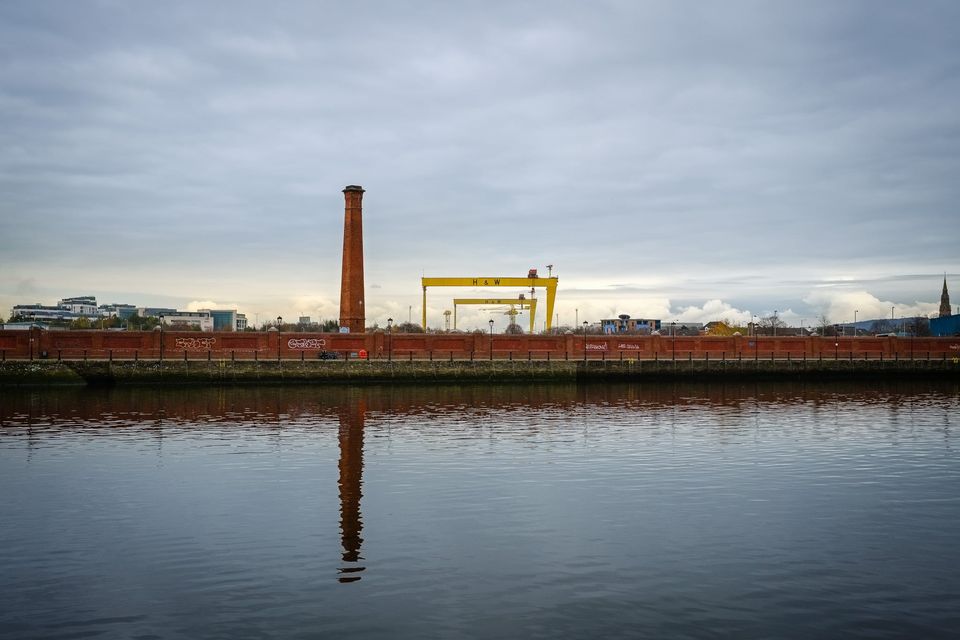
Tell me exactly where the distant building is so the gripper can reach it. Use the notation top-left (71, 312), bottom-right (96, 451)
top-left (99, 303), bottom-right (138, 319)
top-left (930, 314), bottom-right (960, 337)
top-left (932, 277), bottom-right (955, 334)
top-left (940, 277), bottom-right (952, 318)
top-left (601, 314), bottom-right (661, 334)
top-left (98, 302), bottom-right (137, 320)
top-left (201, 309), bottom-right (238, 332)
top-left (10, 303), bottom-right (80, 322)
top-left (14, 297), bottom-right (143, 323)
top-left (159, 311), bottom-right (213, 332)
top-left (9, 297), bottom-right (246, 331)
top-left (58, 296), bottom-right (99, 316)
top-left (136, 307), bottom-right (178, 319)
top-left (12, 296), bottom-right (99, 322)
top-left (0, 321), bottom-right (55, 330)
top-left (193, 309), bottom-right (248, 331)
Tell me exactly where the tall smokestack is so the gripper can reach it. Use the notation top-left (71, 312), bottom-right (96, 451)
top-left (339, 185), bottom-right (365, 333)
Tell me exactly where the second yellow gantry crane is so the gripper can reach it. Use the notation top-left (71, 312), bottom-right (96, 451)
top-left (421, 270), bottom-right (558, 332)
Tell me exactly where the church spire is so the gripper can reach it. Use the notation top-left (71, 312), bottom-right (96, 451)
top-left (940, 275), bottom-right (952, 318)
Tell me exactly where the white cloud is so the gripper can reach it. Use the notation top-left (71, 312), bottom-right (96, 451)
top-left (288, 295), bottom-right (339, 322)
top-left (802, 289), bottom-right (937, 324)
top-left (185, 300), bottom-right (240, 312)
top-left (675, 299), bottom-right (752, 324)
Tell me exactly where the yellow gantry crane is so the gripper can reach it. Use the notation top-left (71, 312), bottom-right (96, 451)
top-left (421, 269), bottom-right (558, 332)
top-left (452, 298), bottom-right (537, 333)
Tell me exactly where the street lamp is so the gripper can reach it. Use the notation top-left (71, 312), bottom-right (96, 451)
top-left (773, 310), bottom-right (778, 337)
top-left (277, 316), bottom-right (282, 361)
top-left (751, 314), bottom-right (757, 337)
top-left (387, 318), bottom-right (393, 362)
top-left (159, 315), bottom-right (164, 361)
top-left (582, 321), bottom-right (588, 362)
top-left (488, 319), bottom-right (494, 360)
top-left (909, 317), bottom-right (914, 359)
top-left (853, 309), bottom-right (858, 337)
top-left (671, 321), bottom-right (676, 360)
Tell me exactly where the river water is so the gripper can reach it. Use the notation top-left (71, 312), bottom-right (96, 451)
top-left (1, 381), bottom-right (958, 639)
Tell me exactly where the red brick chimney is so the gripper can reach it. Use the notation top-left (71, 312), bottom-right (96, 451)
top-left (339, 185), bottom-right (365, 333)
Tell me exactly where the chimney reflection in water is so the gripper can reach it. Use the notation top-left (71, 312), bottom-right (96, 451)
top-left (337, 400), bottom-right (365, 582)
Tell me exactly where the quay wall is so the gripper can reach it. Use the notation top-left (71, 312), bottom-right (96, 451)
top-left (2, 329), bottom-right (960, 363)
top-left (1, 358), bottom-right (957, 387)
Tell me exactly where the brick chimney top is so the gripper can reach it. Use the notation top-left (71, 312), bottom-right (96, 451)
top-left (343, 185), bottom-right (365, 193)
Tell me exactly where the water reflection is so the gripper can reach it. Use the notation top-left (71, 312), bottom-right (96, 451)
top-left (2, 379), bottom-right (958, 427)
top-left (1, 381), bottom-right (959, 637)
top-left (337, 400), bottom-right (365, 582)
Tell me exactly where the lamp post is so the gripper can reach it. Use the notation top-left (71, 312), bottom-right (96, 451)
top-left (854, 309), bottom-right (858, 337)
top-left (800, 319), bottom-right (805, 336)
top-left (751, 314), bottom-right (756, 337)
top-left (910, 318), bottom-right (914, 359)
top-left (671, 321), bottom-right (676, 360)
top-left (488, 319), bottom-right (494, 360)
top-left (159, 315), bottom-right (164, 361)
top-left (773, 310), bottom-right (778, 337)
top-left (582, 321), bottom-right (588, 362)
top-left (387, 318), bottom-right (393, 362)
top-left (277, 316), bottom-right (282, 361)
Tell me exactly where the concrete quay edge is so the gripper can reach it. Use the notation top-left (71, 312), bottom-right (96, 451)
top-left (0, 358), bottom-right (958, 387)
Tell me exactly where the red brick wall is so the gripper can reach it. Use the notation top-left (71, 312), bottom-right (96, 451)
top-left (3, 329), bottom-right (960, 361)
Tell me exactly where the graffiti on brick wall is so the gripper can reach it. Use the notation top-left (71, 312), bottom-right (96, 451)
top-left (586, 343), bottom-right (608, 351)
top-left (174, 337), bottom-right (217, 350)
top-left (618, 343), bottom-right (643, 350)
top-left (287, 338), bottom-right (327, 349)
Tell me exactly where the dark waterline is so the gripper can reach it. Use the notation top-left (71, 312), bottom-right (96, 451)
top-left (1, 381), bottom-right (958, 639)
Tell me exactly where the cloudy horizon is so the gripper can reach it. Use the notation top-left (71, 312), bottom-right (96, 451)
top-left (1, 1), bottom-right (957, 331)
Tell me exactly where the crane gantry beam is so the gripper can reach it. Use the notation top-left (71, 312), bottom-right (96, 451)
top-left (421, 276), bottom-right (558, 332)
top-left (452, 298), bottom-right (537, 333)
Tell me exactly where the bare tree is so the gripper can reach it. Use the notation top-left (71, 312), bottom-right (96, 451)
top-left (756, 314), bottom-right (788, 336)
top-left (817, 314), bottom-right (832, 336)
top-left (394, 322), bottom-right (424, 334)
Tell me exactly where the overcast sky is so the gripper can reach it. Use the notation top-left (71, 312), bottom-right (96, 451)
top-left (1, 1), bottom-right (957, 330)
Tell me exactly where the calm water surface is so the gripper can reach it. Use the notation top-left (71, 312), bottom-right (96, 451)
top-left (1, 381), bottom-right (958, 639)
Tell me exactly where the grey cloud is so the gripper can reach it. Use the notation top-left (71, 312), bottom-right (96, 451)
top-left (1, 1), bottom-right (957, 324)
